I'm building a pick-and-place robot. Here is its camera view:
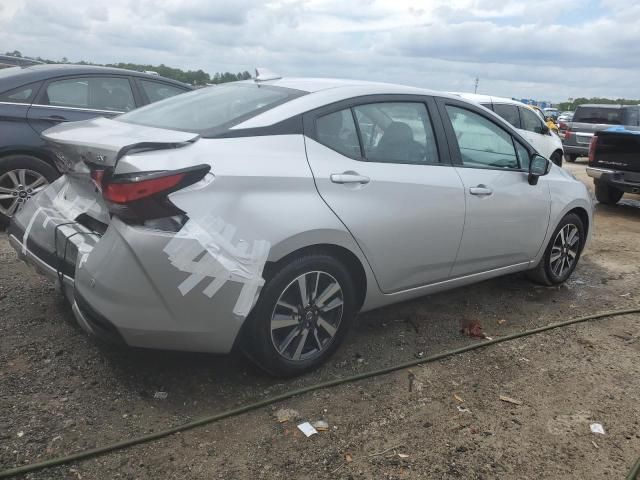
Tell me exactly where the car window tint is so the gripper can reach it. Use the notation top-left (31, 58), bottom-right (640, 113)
top-left (519, 107), bottom-right (544, 134)
top-left (315, 109), bottom-right (361, 158)
top-left (139, 80), bottom-right (186, 103)
top-left (353, 102), bottom-right (438, 164)
top-left (46, 77), bottom-right (135, 112)
top-left (514, 140), bottom-right (530, 170)
top-left (0, 85), bottom-right (35, 103)
top-left (445, 105), bottom-right (519, 169)
top-left (493, 103), bottom-right (520, 128)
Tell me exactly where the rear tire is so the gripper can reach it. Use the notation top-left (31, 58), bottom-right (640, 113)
top-left (550, 151), bottom-right (563, 167)
top-left (564, 154), bottom-right (578, 163)
top-left (527, 213), bottom-right (585, 286)
top-left (241, 253), bottom-right (357, 377)
top-left (594, 180), bottom-right (623, 205)
top-left (0, 155), bottom-right (59, 225)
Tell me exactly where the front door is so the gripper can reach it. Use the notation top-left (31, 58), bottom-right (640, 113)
top-left (303, 97), bottom-right (466, 293)
top-left (437, 99), bottom-right (551, 277)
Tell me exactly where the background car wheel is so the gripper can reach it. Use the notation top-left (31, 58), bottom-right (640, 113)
top-left (550, 151), bottom-right (563, 167)
top-left (241, 252), bottom-right (357, 377)
top-left (0, 155), bottom-right (59, 225)
top-left (564, 154), bottom-right (578, 163)
top-left (527, 213), bottom-right (585, 286)
top-left (594, 180), bottom-right (623, 205)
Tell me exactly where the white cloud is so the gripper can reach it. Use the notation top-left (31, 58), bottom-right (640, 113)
top-left (1, 0), bottom-right (639, 101)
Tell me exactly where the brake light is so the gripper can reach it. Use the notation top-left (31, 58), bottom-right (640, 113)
top-left (104, 173), bottom-right (185, 204)
top-left (588, 135), bottom-right (598, 164)
top-left (92, 164), bottom-right (210, 224)
top-left (564, 127), bottom-right (572, 139)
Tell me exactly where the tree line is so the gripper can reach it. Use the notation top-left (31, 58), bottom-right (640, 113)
top-left (4, 51), bottom-right (251, 86)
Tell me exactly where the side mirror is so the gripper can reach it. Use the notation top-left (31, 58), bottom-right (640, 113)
top-left (528, 154), bottom-right (550, 185)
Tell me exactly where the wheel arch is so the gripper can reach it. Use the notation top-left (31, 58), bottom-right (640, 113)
top-left (0, 147), bottom-right (59, 172)
top-left (265, 243), bottom-right (368, 311)
top-left (566, 206), bottom-right (590, 241)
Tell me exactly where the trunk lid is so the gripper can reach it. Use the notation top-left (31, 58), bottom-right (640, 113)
top-left (43, 117), bottom-right (199, 172)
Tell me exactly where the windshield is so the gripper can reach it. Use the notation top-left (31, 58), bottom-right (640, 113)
top-left (117, 82), bottom-right (305, 135)
top-left (573, 106), bottom-right (623, 124)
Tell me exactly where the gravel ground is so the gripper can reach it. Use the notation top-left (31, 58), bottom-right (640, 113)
top-left (1, 160), bottom-right (639, 479)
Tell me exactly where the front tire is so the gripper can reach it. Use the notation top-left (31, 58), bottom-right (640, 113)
top-left (527, 213), bottom-right (585, 286)
top-left (241, 253), bottom-right (357, 377)
top-left (594, 180), bottom-right (623, 205)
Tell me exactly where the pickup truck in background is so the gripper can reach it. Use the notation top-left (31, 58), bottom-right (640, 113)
top-left (562, 104), bottom-right (640, 162)
top-left (587, 127), bottom-right (640, 205)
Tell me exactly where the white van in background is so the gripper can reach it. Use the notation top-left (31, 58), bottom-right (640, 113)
top-left (452, 93), bottom-right (565, 166)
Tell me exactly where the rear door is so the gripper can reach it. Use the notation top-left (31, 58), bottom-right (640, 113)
top-left (27, 75), bottom-right (136, 134)
top-left (436, 98), bottom-right (551, 277)
top-left (303, 95), bottom-right (466, 293)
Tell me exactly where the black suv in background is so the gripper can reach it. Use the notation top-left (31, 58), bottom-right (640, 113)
top-left (0, 65), bottom-right (192, 222)
top-left (562, 103), bottom-right (640, 162)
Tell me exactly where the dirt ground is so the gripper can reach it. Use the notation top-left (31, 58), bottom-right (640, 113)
top-left (1, 160), bottom-right (639, 479)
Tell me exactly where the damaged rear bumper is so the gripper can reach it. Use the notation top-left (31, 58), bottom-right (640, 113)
top-left (9, 208), bottom-right (257, 355)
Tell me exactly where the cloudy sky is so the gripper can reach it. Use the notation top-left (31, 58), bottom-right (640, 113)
top-left (2, 0), bottom-right (639, 101)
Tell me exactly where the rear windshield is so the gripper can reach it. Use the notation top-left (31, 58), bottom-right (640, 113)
top-left (117, 83), bottom-right (305, 135)
top-left (573, 106), bottom-right (623, 124)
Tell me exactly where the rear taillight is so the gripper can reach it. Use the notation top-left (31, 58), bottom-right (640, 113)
top-left (564, 127), bottom-right (572, 139)
top-left (92, 165), bottom-right (210, 224)
top-left (104, 173), bottom-right (186, 204)
top-left (588, 135), bottom-right (598, 164)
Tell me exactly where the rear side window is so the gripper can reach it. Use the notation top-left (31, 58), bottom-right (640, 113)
top-left (139, 80), bottom-right (187, 103)
top-left (353, 102), bottom-right (439, 164)
top-left (519, 107), bottom-right (545, 134)
top-left (315, 110), bottom-right (361, 158)
top-left (0, 84), bottom-right (37, 103)
top-left (446, 105), bottom-right (519, 169)
top-left (45, 77), bottom-right (135, 112)
top-left (573, 106), bottom-right (623, 124)
top-left (493, 103), bottom-right (520, 129)
top-left (118, 83), bottom-right (303, 134)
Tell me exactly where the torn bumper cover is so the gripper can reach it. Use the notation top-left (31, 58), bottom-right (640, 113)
top-left (9, 182), bottom-right (268, 354)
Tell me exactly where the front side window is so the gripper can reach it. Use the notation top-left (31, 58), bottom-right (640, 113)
top-left (493, 103), bottom-right (520, 129)
top-left (315, 109), bottom-right (361, 158)
top-left (519, 107), bottom-right (545, 134)
top-left (118, 83), bottom-right (303, 134)
top-left (445, 105), bottom-right (519, 169)
top-left (45, 77), bottom-right (135, 112)
top-left (353, 102), bottom-right (438, 164)
top-left (139, 80), bottom-right (187, 103)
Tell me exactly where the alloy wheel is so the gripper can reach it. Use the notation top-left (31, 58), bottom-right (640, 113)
top-left (0, 169), bottom-right (48, 217)
top-left (270, 270), bottom-right (344, 362)
top-left (550, 223), bottom-right (580, 278)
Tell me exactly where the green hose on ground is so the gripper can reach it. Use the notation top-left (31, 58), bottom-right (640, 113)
top-left (1, 306), bottom-right (640, 479)
top-left (627, 456), bottom-right (640, 480)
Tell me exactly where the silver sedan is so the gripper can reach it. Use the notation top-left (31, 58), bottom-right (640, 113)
top-left (9, 75), bottom-right (593, 376)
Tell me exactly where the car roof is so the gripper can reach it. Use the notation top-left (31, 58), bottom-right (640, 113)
top-left (449, 91), bottom-right (536, 110)
top-left (233, 78), bottom-right (486, 129)
top-left (0, 63), bottom-right (191, 92)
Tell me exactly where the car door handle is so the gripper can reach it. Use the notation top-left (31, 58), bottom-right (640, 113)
top-left (330, 173), bottom-right (370, 185)
top-left (469, 185), bottom-right (493, 196)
